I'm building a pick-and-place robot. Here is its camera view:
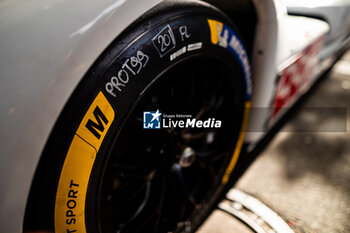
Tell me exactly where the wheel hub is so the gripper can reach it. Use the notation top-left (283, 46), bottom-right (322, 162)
top-left (179, 147), bottom-right (196, 168)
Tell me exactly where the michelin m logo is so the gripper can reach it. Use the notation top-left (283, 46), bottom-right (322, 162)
top-left (143, 110), bottom-right (162, 129)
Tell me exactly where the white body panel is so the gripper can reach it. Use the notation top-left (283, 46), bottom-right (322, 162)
top-left (245, 0), bottom-right (329, 146)
top-left (0, 0), bottom-right (161, 231)
top-left (283, 0), bottom-right (350, 69)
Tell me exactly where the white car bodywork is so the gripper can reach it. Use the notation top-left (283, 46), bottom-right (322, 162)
top-left (246, 0), bottom-right (330, 144)
top-left (0, 0), bottom-right (348, 232)
top-left (0, 0), bottom-right (162, 231)
top-left (284, 0), bottom-right (350, 59)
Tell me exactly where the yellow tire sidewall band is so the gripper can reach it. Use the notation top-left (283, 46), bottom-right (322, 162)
top-left (207, 19), bottom-right (223, 45)
top-left (222, 101), bottom-right (251, 184)
top-left (55, 92), bottom-right (115, 233)
top-left (207, 19), bottom-right (251, 184)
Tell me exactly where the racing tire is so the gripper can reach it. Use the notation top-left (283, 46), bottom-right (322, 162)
top-left (24, 1), bottom-right (252, 233)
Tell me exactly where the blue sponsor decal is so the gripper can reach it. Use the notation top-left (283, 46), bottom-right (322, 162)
top-left (207, 19), bottom-right (252, 100)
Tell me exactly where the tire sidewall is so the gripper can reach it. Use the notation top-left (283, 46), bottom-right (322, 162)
top-left (42, 2), bottom-right (252, 233)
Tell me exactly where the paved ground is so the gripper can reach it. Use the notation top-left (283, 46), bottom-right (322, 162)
top-left (198, 51), bottom-right (350, 233)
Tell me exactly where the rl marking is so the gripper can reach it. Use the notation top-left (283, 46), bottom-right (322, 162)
top-left (152, 24), bottom-right (176, 57)
top-left (179, 25), bottom-right (191, 41)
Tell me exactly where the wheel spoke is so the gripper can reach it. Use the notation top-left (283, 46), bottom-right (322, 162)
top-left (120, 181), bottom-right (152, 227)
top-left (172, 164), bottom-right (189, 196)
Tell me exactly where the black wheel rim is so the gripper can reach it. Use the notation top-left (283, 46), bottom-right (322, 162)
top-left (96, 56), bottom-right (244, 233)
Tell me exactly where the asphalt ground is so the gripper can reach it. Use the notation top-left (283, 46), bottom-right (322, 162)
top-left (198, 51), bottom-right (350, 233)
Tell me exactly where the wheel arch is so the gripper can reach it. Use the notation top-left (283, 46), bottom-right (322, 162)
top-left (17, 0), bottom-right (163, 232)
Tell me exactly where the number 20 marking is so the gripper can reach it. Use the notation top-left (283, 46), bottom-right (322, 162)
top-left (152, 25), bottom-right (176, 57)
top-left (158, 34), bottom-right (172, 52)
